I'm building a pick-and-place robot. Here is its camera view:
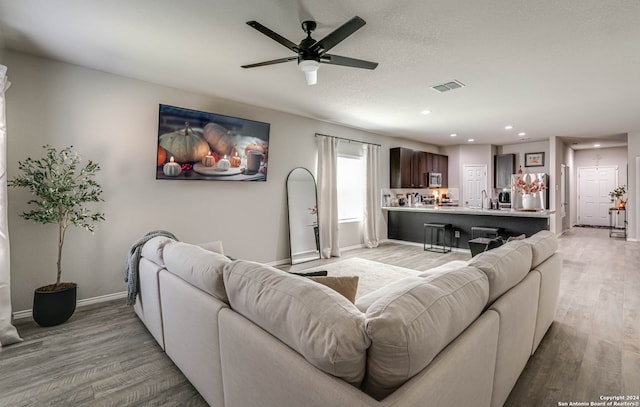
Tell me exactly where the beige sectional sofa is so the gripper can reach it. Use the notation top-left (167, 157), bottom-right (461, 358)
top-left (132, 230), bottom-right (561, 407)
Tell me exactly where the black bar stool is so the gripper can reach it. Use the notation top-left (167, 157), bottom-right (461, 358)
top-left (423, 223), bottom-right (453, 253)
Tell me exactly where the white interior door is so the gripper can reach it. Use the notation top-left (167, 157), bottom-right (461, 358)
top-left (577, 166), bottom-right (617, 226)
top-left (462, 164), bottom-right (487, 208)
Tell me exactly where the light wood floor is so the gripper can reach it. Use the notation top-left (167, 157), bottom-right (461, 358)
top-left (1, 227), bottom-right (638, 406)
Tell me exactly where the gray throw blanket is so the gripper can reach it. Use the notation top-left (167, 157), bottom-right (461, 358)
top-left (125, 230), bottom-right (178, 305)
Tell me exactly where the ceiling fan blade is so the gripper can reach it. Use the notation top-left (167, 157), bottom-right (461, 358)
top-left (246, 21), bottom-right (299, 52)
top-left (321, 54), bottom-right (378, 70)
top-left (242, 56), bottom-right (297, 69)
top-left (310, 16), bottom-right (366, 55)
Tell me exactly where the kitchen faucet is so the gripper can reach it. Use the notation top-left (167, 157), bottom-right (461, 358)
top-left (481, 189), bottom-right (487, 209)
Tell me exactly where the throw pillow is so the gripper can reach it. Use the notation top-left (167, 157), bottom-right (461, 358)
top-left (309, 276), bottom-right (359, 303)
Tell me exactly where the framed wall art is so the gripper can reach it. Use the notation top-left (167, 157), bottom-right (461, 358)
top-left (524, 152), bottom-right (545, 167)
top-left (156, 104), bottom-right (270, 181)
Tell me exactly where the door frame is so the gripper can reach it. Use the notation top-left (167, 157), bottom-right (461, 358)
top-left (561, 164), bottom-right (570, 232)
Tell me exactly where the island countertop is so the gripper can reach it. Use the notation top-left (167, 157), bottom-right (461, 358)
top-left (383, 205), bottom-right (555, 218)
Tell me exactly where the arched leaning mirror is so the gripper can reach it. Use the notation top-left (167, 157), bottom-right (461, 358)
top-left (286, 167), bottom-right (320, 264)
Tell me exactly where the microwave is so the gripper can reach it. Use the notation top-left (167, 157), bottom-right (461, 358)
top-left (428, 172), bottom-right (442, 188)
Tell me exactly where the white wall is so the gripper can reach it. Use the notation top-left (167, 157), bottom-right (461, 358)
top-left (574, 146), bottom-right (628, 186)
top-left (3, 50), bottom-right (437, 311)
top-left (500, 140), bottom-right (550, 174)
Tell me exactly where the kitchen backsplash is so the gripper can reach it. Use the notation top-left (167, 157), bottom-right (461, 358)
top-left (382, 188), bottom-right (460, 207)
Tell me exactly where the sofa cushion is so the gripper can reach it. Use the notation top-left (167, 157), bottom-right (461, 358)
top-left (309, 276), bottom-right (359, 303)
top-left (522, 230), bottom-right (558, 268)
top-left (468, 240), bottom-right (533, 304)
top-left (223, 260), bottom-right (370, 386)
top-left (355, 260), bottom-right (470, 313)
top-left (141, 236), bottom-right (176, 266)
top-left (163, 242), bottom-right (231, 303)
top-left (363, 266), bottom-right (489, 400)
top-left (417, 260), bottom-right (470, 277)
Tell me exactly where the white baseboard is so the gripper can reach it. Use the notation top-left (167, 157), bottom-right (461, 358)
top-left (12, 291), bottom-right (127, 320)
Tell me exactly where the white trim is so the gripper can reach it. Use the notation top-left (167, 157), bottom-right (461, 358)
top-left (12, 291), bottom-right (127, 320)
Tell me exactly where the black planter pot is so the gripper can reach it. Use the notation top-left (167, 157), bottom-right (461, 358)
top-left (33, 283), bottom-right (77, 327)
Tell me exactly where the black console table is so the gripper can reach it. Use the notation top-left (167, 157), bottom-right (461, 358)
top-left (608, 208), bottom-right (627, 238)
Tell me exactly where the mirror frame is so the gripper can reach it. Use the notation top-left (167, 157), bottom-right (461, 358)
top-left (286, 167), bottom-right (320, 264)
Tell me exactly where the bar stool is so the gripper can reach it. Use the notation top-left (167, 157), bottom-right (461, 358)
top-left (471, 226), bottom-right (504, 239)
top-left (423, 223), bottom-right (453, 253)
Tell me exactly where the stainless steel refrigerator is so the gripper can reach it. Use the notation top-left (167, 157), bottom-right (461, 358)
top-left (510, 173), bottom-right (549, 210)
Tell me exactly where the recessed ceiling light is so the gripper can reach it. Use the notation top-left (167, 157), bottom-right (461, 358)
top-left (450, 133), bottom-right (457, 137)
top-left (468, 138), bottom-right (474, 142)
top-left (505, 125), bottom-right (513, 130)
top-left (420, 110), bottom-right (432, 115)
top-left (518, 132), bottom-right (526, 136)
top-left (594, 144), bottom-right (601, 147)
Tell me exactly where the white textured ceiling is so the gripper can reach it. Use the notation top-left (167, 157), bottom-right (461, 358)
top-left (0, 0), bottom-right (638, 149)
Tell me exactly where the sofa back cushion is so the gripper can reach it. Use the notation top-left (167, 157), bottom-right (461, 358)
top-left (523, 230), bottom-right (558, 268)
top-left (141, 236), bottom-right (176, 266)
top-left (363, 266), bottom-right (489, 400)
top-left (163, 242), bottom-right (231, 303)
top-left (223, 260), bottom-right (370, 386)
top-left (468, 240), bottom-right (533, 304)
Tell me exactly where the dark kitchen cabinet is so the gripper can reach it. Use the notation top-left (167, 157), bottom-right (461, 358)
top-left (390, 147), bottom-right (414, 188)
top-left (412, 151), bottom-right (428, 188)
top-left (437, 154), bottom-right (448, 187)
top-left (391, 147), bottom-right (448, 188)
top-left (494, 154), bottom-right (515, 188)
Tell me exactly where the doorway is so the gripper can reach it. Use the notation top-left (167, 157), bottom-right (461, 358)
top-left (577, 166), bottom-right (618, 227)
top-left (462, 164), bottom-right (488, 208)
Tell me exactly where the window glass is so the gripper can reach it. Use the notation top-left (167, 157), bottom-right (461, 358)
top-left (337, 155), bottom-right (364, 221)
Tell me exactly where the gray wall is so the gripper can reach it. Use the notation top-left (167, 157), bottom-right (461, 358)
top-left (3, 50), bottom-right (436, 312)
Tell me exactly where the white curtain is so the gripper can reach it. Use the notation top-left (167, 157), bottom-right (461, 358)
top-left (316, 136), bottom-right (340, 258)
top-left (363, 144), bottom-right (380, 248)
top-left (0, 64), bottom-right (22, 347)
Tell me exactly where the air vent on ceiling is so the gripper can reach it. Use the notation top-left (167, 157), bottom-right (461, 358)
top-left (431, 80), bottom-right (465, 93)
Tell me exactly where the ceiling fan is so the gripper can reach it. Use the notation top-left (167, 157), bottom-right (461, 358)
top-left (241, 16), bottom-right (378, 85)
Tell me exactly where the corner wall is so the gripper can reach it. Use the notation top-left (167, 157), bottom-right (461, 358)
top-left (4, 50), bottom-right (436, 311)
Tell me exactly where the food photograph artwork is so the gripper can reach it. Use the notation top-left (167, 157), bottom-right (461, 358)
top-left (156, 104), bottom-right (270, 181)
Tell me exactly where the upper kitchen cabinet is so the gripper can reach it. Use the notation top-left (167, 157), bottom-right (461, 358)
top-left (391, 147), bottom-right (448, 188)
top-left (494, 153), bottom-right (515, 188)
top-left (437, 154), bottom-right (448, 187)
top-left (390, 147), bottom-right (414, 188)
top-left (412, 151), bottom-right (428, 188)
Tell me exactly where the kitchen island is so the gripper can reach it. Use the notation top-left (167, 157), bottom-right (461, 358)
top-left (384, 206), bottom-right (555, 249)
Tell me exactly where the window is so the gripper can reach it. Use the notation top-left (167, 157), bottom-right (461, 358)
top-left (337, 154), bottom-right (364, 222)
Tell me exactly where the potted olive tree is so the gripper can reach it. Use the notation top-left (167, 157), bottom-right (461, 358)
top-left (9, 145), bottom-right (104, 326)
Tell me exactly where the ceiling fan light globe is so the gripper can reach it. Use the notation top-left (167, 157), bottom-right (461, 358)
top-left (303, 70), bottom-right (317, 85)
top-left (299, 59), bottom-right (320, 85)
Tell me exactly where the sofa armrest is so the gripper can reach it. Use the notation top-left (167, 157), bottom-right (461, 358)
top-left (159, 270), bottom-right (228, 407)
top-left (531, 252), bottom-right (562, 353)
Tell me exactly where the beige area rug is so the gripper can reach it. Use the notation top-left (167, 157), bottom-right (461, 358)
top-left (302, 258), bottom-right (421, 299)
